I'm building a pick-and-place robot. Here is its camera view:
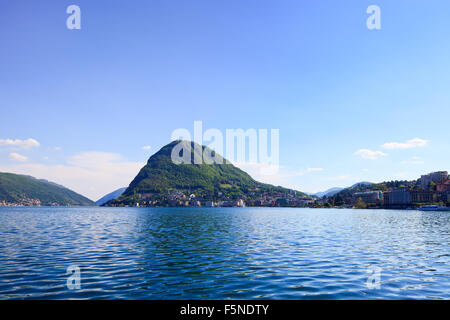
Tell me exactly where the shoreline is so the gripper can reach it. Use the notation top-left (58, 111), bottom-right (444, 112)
top-left (1, 205), bottom-right (448, 212)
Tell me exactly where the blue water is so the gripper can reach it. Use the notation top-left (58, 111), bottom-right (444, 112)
top-left (0, 207), bottom-right (449, 300)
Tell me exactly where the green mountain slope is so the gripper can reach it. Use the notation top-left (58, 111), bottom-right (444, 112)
top-left (0, 172), bottom-right (95, 206)
top-left (109, 140), bottom-right (305, 205)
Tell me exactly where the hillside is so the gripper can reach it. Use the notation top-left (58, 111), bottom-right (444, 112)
top-left (107, 140), bottom-right (305, 206)
top-left (0, 172), bottom-right (95, 206)
top-left (336, 180), bottom-right (412, 197)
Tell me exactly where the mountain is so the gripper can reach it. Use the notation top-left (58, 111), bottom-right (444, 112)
top-left (313, 187), bottom-right (344, 198)
top-left (350, 181), bottom-right (374, 188)
top-left (96, 187), bottom-right (127, 206)
top-left (313, 182), bottom-right (374, 198)
top-left (0, 172), bottom-right (95, 206)
top-left (107, 140), bottom-right (305, 206)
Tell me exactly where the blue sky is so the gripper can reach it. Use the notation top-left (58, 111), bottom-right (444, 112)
top-left (1, 0), bottom-right (449, 200)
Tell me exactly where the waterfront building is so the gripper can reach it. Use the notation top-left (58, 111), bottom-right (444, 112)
top-left (353, 191), bottom-right (383, 204)
top-left (219, 201), bottom-right (234, 207)
top-left (410, 190), bottom-right (435, 203)
top-left (296, 198), bottom-right (315, 206)
top-left (276, 198), bottom-right (290, 206)
top-left (384, 189), bottom-right (411, 207)
top-left (218, 200), bottom-right (246, 207)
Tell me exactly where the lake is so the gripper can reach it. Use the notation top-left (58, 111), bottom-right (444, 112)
top-left (0, 207), bottom-right (449, 299)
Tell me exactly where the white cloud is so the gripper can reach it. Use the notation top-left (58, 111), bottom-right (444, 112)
top-left (354, 149), bottom-right (388, 160)
top-left (0, 138), bottom-right (40, 149)
top-left (381, 138), bottom-right (428, 150)
top-left (0, 152), bottom-right (145, 201)
top-left (307, 167), bottom-right (323, 172)
top-left (67, 151), bottom-right (122, 169)
top-left (9, 153), bottom-right (28, 162)
top-left (142, 145), bottom-right (152, 150)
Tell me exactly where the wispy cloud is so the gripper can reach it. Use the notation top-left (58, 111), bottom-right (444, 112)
top-left (9, 153), bottom-right (28, 162)
top-left (0, 138), bottom-right (40, 149)
top-left (67, 151), bottom-right (122, 169)
top-left (354, 149), bottom-right (388, 160)
top-left (381, 138), bottom-right (428, 150)
top-left (141, 145), bottom-right (152, 150)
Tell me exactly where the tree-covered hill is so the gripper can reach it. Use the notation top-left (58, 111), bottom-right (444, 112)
top-left (107, 140), bottom-right (305, 206)
top-left (0, 172), bottom-right (95, 206)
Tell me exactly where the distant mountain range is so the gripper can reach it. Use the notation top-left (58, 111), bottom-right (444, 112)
top-left (312, 187), bottom-right (345, 198)
top-left (0, 172), bottom-right (95, 206)
top-left (312, 182), bottom-right (374, 198)
top-left (96, 187), bottom-right (126, 206)
top-left (106, 140), bottom-right (305, 206)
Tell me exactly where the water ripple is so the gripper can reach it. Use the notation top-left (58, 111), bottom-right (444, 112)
top-left (0, 207), bottom-right (449, 299)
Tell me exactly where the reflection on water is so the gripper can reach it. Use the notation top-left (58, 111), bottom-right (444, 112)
top-left (0, 207), bottom-right (449, 299)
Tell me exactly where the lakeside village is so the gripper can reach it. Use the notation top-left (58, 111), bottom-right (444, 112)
top-left (320, 171), bottom-right (450, 210)
top-left (1, 171), bottom-right (449, 210)
top-left (122, 171), bottom-right (450, 210)
top-left (109, 171), bottom-right (450, 210)
top-left (0, 197), bottom-right (59, 207)
top-left (126, 190), bottom-right (316, 208)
